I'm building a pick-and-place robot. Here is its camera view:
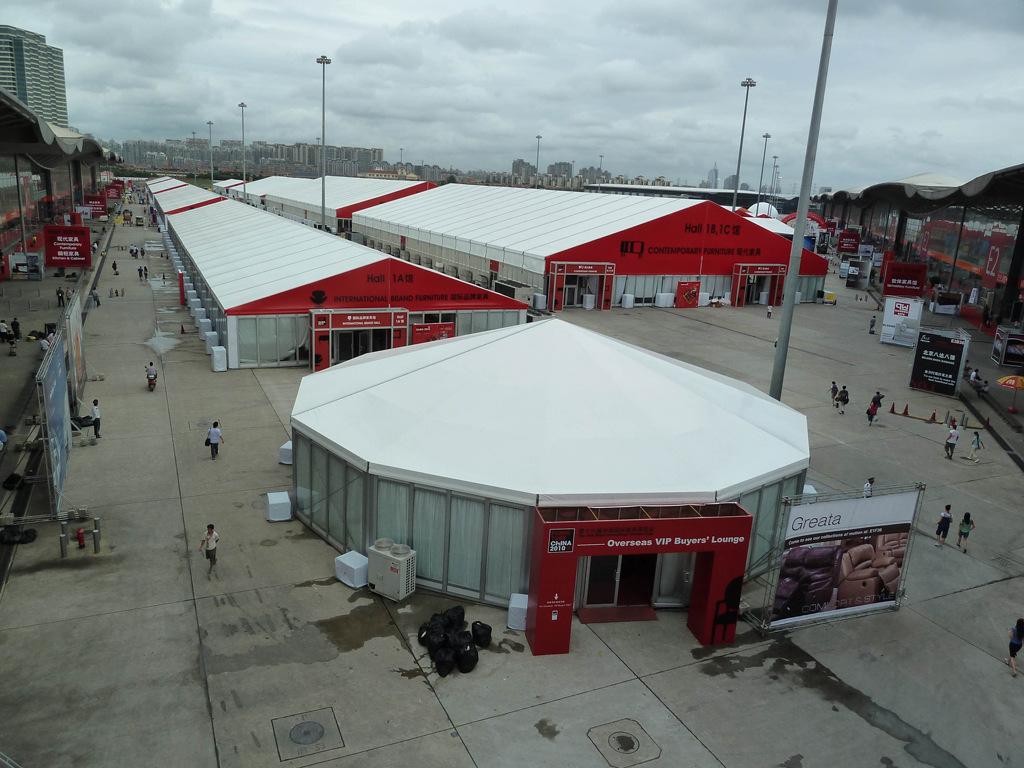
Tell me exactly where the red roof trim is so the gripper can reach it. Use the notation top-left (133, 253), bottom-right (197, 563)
top-left (165, 197), bottom-right (227, 216)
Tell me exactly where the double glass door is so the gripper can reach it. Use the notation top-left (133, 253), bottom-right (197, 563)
top-left (583, 554), bottom-right (658, 607)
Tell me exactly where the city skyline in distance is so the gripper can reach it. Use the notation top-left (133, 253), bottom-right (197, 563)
top-left (9, 1), bottom-right (1023, 194)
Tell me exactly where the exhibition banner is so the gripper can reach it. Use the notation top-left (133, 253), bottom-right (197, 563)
top-left (43, 225), bottom-right (91, 267)
top-left (770, 491), bottom-right (919, 628)
top-left (836, 231), bottom-right (860, 254)
top-left (909, 329), bottom-right (969, 396)
top-left (845, 259), bottom-right (870, 290)
top-left (411, 322), bottom-right (455, 344)
top-left (36, 335), bottom-right (72, 496)
top-left (883, 263), bottom-right (927, 297)
top-left (991, 327), bottom-right (1024, 367)
top-left (880, 297), bottom-right (923, 347)
top-left (84, 194), bottom-right (106, 217)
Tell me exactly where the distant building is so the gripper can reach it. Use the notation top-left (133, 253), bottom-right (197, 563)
top-left (706, 163), bottom-right (719, 189)
top-left (0, 25), bottom-right (68, 126)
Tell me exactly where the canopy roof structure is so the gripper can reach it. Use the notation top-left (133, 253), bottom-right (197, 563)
top-left (291, 319), bottom-right (809, 506)
top-left (0, 86), bottom-right (114, 169)
top-left (355, 184), bottom-right (800, 273)
top-left (238, 175), bottom-right (436, 218)
top-left (818, 165), bottom-right (1024, 213)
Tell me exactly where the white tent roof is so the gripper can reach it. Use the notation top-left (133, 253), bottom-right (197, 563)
top-left (354, 184), bottom-right (709, 272)
top-left (241, 175), bottom-right (429, 212)
top-left (291, 319), bottom-right (809, 506)
top-left (147, 180), bottom-right (398, 310)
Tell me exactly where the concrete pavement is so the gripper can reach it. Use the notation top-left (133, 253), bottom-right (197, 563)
top-left (0, 237), bottom-right (1022, 767)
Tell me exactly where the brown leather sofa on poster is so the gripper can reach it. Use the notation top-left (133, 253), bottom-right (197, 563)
top-left (771, 545), bottom-right (844, 621)
top-left (836, 535), bottom-right (904, 609)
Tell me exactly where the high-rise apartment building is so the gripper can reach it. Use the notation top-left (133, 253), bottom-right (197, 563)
top-left (0, 25), bottom-right (69, 126)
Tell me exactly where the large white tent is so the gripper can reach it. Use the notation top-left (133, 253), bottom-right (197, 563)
top-left (291, 319), bottom-right (809, 507)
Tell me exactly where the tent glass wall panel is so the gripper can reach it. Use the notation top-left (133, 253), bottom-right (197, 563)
top-left (412, 488), bottom-right (447, 583)
top-left (345, 467), bottom-right (365, 552)
top-left (448, 496), bottom-right (484, 591)
top-left (311, 443), bottom-right (329, 533)
top-left (377, 480), bottom-right (410, 544)
top-left (294, 433), bottom-right (312, 521)
top-left (326, 454), bottom-right (346, 542)
top-left (485, 504), bottom-right (524, 600)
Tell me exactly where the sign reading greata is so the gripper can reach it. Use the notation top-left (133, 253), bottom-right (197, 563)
top-left (909, 330), bottom-right (967, 397)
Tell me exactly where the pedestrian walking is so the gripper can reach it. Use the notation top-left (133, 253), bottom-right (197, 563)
top-left (837, 385), bottom-right (849, 414)
top-left (56, 287), bottom-right (65, 307)
top-left (982, 305), bottom-right (991, 328)
top-left (966, 431), bottom-right (985, 463)
top-left (829, 380), bottom-right (839, 407)
top-left (199, 524), bottom-right (219, 573)
top-left (90, 399), bottom-right (101, 438)
top-left (866, 400), bottom-right (879, 426)
top-left (944, 424), bottom-right (960, 459)
top-left (869, 315), bottom-right (877, 334)
top-left (143, 266), bottom-right (148, 279)
top-left (138, 266), bottom-right (144, 281)
top-left (65, 287), bottom-right (72, 303)
top-left (863, 477), bottom-right (874, 497)
top-left (0, 319), bottom-right (8, 342)
top-left (90, 288), bottom-right (100, 307)
top-left (112, 260), bottom-right (119, 274)
top-left (141, 246), bottom-right (146, 258)
top-left (1006, 619), bottom-right (1024, 677)
top-left (935, 504), bottom-right (953, 548)
top-left (207, 421), bottom-right (223, 460)
top-left (955, 512), bottom-right (975, 552)
top-left (767, 305), bottom-right (773, 319)
top-left (871, 391), bottom-right (884, 408)
top-left (11, 318), bottom-right (20, 340)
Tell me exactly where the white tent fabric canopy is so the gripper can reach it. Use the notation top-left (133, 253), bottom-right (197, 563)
top-left (291, 319), bottom-right (809, 507)
top-left (240, 175), bottom-right (428, 212)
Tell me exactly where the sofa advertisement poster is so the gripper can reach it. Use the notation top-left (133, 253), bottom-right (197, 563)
top-left (770, 492), bottom-right (919, 628)
top-left (991, 327), bottom-right (1024, 368)
top-left (880, 297), bottom-right (923, 347)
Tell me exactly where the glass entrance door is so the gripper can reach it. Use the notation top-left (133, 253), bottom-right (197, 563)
top-left (583, 554), bottom-right (658, 607)
top-left (563, 276), bottom-right (579, 307)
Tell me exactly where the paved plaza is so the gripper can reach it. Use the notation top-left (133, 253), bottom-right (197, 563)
top-left (0, 220), bottom-right (1022, 767)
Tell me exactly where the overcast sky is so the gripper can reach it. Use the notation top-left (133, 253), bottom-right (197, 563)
top-left (6, 0), bottom-right (1023, 192)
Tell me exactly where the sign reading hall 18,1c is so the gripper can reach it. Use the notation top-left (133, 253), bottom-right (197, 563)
top-left (548, 529), bottom-right (575, 553)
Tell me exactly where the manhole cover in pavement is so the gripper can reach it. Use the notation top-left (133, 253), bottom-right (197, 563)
top-left (289, 721), bottom-right (324, 744)
top-left (272, 707), bottom-right (344, 761)
top-left (588, 719), bottom-right (660, 768)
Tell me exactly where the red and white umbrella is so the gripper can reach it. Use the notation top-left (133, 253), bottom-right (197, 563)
top-left (996, 375), bottom-right (1024, 414)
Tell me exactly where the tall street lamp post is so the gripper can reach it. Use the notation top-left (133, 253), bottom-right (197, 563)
top-left (756, 132), bottom-right (771, 212)
top-left (731, 77), bottom-right (756, 210)
top-left (207, 121), bottom-right (214, 189)
top-left (238, 102), bottom-right (247, 201)
top-left (598, 154), bottom-right (603, 191)
top-left (191, 131), bottom-right (197, 183)
top-left (316, 54), bottom-right (331, 232)
top-left (399, 147), bottom-right (403, 167)
top-left (770, 155), bottom-right (779, 211)
top-left (535, 135), bottom-right (542, 188)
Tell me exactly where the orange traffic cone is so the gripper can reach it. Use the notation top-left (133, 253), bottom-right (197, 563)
top-left (929, 412), bottom-right (937, 422)
top-left (902, 404), bottom-right (909, 416)
top-left (889, 403), bottom-right (896, 414)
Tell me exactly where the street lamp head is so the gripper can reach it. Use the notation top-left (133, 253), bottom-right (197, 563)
top-left (207, 120), bottom-right (213, 126)
top-left (536, 134), bottom-right (542, 140)
top-left (763, 132), bottom-right (771, 140)
top-left (238, 102), bottom-right (247, 109)
top-left (741, 77), bottom-right (756, 88)
top-left (316, 55), bottom-right (332, 65)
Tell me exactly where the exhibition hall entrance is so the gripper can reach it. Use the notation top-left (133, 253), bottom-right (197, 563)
top-left (732, 263), bottom-right (787, 308)
top-left (332, 328), bottom-right (390, 364)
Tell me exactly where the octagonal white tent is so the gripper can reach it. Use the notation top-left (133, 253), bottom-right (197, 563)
top-left (292, 319), bottom-right (808, 507)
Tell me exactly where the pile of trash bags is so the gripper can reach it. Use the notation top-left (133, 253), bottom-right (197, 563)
top-left (0, 527), bottom-right (37, 545)
top-left (417, 605), bottom-right (492, 677)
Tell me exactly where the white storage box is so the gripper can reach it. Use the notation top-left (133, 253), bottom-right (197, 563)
top-left (508, 592), bottom-right (528, 630)
top-left (204, 331), bottom-right (218, 354)
top-left (266, 491), bottom-right (291, 522)
top-left (279, 441), bottom-right (293, 465)
top-left (533, 292), bottom-right (547, 310)
top-left (582, 294), bottom-right (596, 310)
top-left (621, 294), bottom-right (635, 308)
top-left (211, 346), bottom-right (227, 371)
top-left (655, 292), bottom-right (675, 308)
top-left (335, 551), bottom-right (369, 588)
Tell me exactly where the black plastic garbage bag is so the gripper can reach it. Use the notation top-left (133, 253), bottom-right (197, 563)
top-left (442, 605), bottom-right (465, 630)
top-left (425, 626), bottom-right (448, 659)
top-left (435, 647), bottom-right (456, 677)
top-left (471, 621), bottom-right (492, 648)
top-left (456, 641), bottom-right (478, 673)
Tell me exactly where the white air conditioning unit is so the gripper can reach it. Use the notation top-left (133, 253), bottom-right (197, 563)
top-left (367, 538), bottom-right (417, 601)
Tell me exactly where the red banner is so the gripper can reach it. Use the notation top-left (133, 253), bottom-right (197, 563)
top-left (411, 322), bottom-right (455, 344)
top-left (836, 231), bottom-right (861, 254)
top-left (84, 194), bottom-right (106, 216)
top-left (43, 225), bottom-right (91, 267)
top-left (883, 263), bottom-right (927, 297)
top-left (675, 280), bottom-right (701, 308)
top-left (105, 185), bottom-right (120, 200)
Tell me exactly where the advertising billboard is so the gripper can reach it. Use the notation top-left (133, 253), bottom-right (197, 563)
top-left (43, 225), bottom-right (92, 267)
top-left (84, 194), bottom-right (107, 217)
top-left (845, 259), bottom-right (871, 290)
top-left (991, 327), bottom-right (1024, 368)
top-left (909, 329), bottom-right (969, 396)
top-left (36, 335), bottom-right (72, 499)
top-left (64, 293), bottom-right (87, 414)
top-left (883, 263), bottom-right (927, 298)
top-left (880, 297), bottom-right (923, 347)
top-left (411, 322), bottom-right (455, 344)
top-left (836, 231), bottom-right (861, 254)
top-left (675, 280), bottom-right (701, 308)
top-left (770, 491), bottom-right (919, 628)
